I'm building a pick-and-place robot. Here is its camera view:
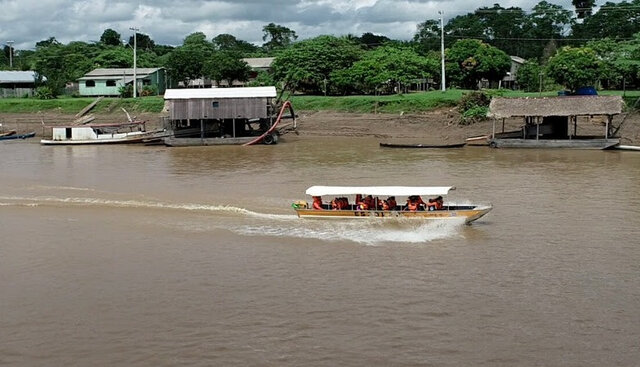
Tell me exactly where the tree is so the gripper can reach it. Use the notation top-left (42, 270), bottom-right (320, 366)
top-left (202, 51), bottom-right (251, 86)
top-left (446, 39), bottom-right (511, 89)
top-left (35, 37), bottom-right (61, 49)
top-left (100, 28), bottom-right (122, 46)
top-left (262, 23), bottom-right (297, 51)
top-left (546, 46), bottom-right (600, 92)
top-left (516, 60), bottom-right (544, 92)
top-left (166, 46), bottom-right (208, 86)
top-left (358, 32), bottom-right (390, 49)
top-left (212, 33), bottom-right (259, 54)
top-left (571, 1), bottom-right (640, 42)
top-left (271, 35), bottom-right (363, 94)
top-left (414, 19), bottom-right (441, 54)
top-left (524, 1), bottom-right (573, 60)
top-left (94, 48), bottom-right (132, 68)
top-left (572, 0), bottom-right (596, 18)
top-left (332, 46), bottom-right (439, 94)
top-left (128, 32), bottom-right (155, 50)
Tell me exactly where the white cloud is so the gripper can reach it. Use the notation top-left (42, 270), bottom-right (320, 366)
top-left (0, 0), bottom-right (625, 49)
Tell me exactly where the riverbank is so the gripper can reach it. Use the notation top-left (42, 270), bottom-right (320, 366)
top-left (1, 107), bottom-right (639, 144)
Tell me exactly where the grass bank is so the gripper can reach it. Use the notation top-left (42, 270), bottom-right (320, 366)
top-left (0, 90), bottom-right (638, 115)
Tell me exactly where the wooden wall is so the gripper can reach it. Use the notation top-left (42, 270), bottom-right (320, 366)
top-left (169, 98), bottom-right (270, 120)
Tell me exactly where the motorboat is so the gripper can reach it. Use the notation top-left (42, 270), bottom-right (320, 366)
top-left (292, 186), bottom-right (492, 224)
top-left (40, 121), bottom-right (157, 145)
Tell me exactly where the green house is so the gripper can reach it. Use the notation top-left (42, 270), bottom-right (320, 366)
top-left (78, 68), bottom-right (167, 96)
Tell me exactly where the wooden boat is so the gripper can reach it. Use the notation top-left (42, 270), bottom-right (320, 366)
top-left (465, 135), bottom-right (490, 146)
top-left (0, 130), bottom-right (17, 137)
top-left (292, 186), bottom-right (492, 224)
top-left (489, 138), bottom-right (620, 150)
top-left (379, 142), bottom-right (466, 148)
top-left (0, 132), bottom-right (36, 141)
top-left (40, 121), bottom-right (158, 145)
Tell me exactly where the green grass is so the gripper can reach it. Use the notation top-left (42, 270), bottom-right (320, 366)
top-left (0, 96), bottom-right (165, 114)
top-left (0, 90), bottom-right (638, 115)
top-left (290, 90), bottom-right (464, 114)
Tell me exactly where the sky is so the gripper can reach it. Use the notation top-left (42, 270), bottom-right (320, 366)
top-left (0, 0), bottom-right (617, 49)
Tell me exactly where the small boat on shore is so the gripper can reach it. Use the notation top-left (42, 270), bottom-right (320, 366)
top-left (0, 132), bottom-right (36, 141)
top-left (379, 142), bottom-right (466, 149)
top-left (40, 121), bottom-right (158, 145)
top-left (292, 186), bottom-right (492, 224)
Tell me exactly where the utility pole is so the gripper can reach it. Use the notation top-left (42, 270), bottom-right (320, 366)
top-left (129, 27), bottom-right (139, 98)
top-left (7, 41), bottom-right (14, 68)
top-left (438, 12), bottom-right (446, 92)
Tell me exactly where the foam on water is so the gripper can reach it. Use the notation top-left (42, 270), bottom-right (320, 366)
top-left (233, 217), bottom-right (466, 245)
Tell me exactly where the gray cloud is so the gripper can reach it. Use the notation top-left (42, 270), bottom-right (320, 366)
top-left (0, 0), bottom-right (621, 50)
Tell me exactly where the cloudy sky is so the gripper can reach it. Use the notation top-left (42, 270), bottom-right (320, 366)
top-left (0, 0), bottom-right (616, 49)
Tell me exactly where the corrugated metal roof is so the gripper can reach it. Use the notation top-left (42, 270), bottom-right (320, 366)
top-left (242, 57), bottom-right (275, 69)
top-left (510, 55), bottom-right (526, 64)
top-left (489, 96), bottom-right (623, 118)
top-left (81, 68), bottom-right (162, 78)
top-left (164, 87), bottom-right (277, 99)
top-left (0, 71), bottom-right (42, 83)
top-left (78, 74), bottom-right (152, 81)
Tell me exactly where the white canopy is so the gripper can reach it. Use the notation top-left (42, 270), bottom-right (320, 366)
top-left (305, 186), bottom-right (455, 197)
top-left (164, 86), bottom-right (277, 99)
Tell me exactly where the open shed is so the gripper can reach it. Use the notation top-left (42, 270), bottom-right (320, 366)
top-left (488, 96), bottom-right (624, 149)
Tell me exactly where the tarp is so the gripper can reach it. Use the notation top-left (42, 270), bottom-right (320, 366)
top-left (305, 186), bottom-right (455, 197)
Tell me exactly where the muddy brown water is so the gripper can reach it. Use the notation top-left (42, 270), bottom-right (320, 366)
top-left (1, 137), bottom-right (639, 366)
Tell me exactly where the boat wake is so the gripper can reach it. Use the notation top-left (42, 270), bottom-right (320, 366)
top-left (234, 217), bottom-right (466, 245)
top-left (0, 195), bottom-right (465, 244)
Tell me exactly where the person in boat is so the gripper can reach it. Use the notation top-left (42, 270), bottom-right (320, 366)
top-left (362, 195), bottom-right (374, 210)
top-left (355, 194), bottom-right (363, 210)
top-left (405, 196), bottom-right (419, 211)
top-left (312, 196), bottom-right (324, 210)
top-left (387, 196), bottom-right (397, 210)
top-left (425, 198), bottom-right (437, 211)
top-left (331, 197), bottom-right (348, 210)
top-left (435, 196), bottom-right (444, 210)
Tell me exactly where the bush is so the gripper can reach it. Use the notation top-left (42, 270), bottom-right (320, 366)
top-left (118, 84), bottom-right (132, 98)
top-left (35, 86), bottom-right (55, 100)
top-left (457, 91), bottom-right (490, 125)
top-left (141, 85), bottom-right (157, 97)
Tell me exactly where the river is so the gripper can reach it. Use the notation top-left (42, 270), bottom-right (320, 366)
top-left (1, 137), bottom-right (639, 366)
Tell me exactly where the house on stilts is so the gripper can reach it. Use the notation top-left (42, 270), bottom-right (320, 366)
top-left (162, 86), bottom-right (295, 146)
top-left (488, 95), bottom-right (624, 149)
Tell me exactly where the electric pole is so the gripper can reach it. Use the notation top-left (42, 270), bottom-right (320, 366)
top-left (438, 12), bottom-right (446, 92)
top-left (129, 27), bottom-right (139, 98)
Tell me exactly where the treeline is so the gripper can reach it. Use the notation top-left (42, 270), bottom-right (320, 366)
top-left (1, 0), bottom-right (639, 97)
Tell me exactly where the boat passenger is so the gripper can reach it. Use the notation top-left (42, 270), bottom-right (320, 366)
top-left (362, 195), bottom-right (374, 210)
top-left (312, 196), bottom-right (324, 210)
top-left (435, 196), bottom-right (444, 210)
top-left (355, 194), bottom-right (363, 210)
top-left (405, 197), bottom-right (419, 211)
top-left (386, 196), bottom-right (397, 210)
top-left (426, 198), bottom-right (437, 211)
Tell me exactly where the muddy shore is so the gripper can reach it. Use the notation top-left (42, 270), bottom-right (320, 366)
top-left (1, 109), bottom-right (638, 144)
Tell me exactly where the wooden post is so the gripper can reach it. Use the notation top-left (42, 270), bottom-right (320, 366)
top-left (574, 116), bottom-right (577, 137)
top-left (502, 118), bottom-right (505, 133)
top-left (536, 117), bottom-right (539, 140)
top-left (200, 119), bottom-right (204, 140)
top-left (232, 118), bottom-right (236, 138)
top-left (492, 118), bottom-right (496, 139)
top-left (605, 116), bottom-right (610, 139)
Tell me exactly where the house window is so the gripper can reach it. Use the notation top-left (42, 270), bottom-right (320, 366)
top-left (212, 101), bottom-right (219, 108)
top-left (143, 79), bottom-right (151, 86)
top-left (106, 80), bottom-right (116, 87)
top-left (85, 80), bottom-right (95, 87)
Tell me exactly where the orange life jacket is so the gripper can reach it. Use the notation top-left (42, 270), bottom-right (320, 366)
top-left (313, 199), bottom-right (323, 210)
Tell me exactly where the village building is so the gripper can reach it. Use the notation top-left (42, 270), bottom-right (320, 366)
top-left (0, 71), bottom-right (45, 98)
top-left (78, 68), bottom-right (167, 96)
top-left (162, 86), bottom-right (294, 146)
top-left (488, 95), bottom-right (624, 149)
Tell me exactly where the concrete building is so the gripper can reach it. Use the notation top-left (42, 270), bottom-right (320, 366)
top-left (78, 68), bottom-right (167, 96)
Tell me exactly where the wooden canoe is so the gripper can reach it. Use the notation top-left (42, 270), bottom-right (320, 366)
top-left (380, 142), bottom-right (466, 149)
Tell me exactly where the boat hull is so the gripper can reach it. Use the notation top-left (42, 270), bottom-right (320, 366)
top-left (489, 138), bottom-right (619, 149)
top-left (40, 133), bottom-right (151, 145)
top-left (294, 206), bottom-right (492, 224)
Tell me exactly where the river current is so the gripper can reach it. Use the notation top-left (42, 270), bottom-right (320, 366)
top-left (1, 137), bottom-right (639, 366)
